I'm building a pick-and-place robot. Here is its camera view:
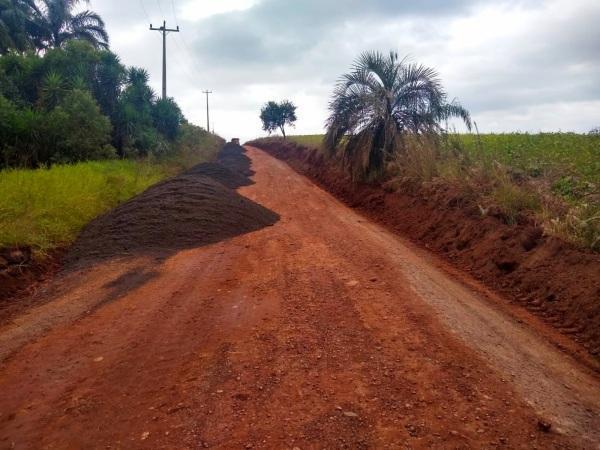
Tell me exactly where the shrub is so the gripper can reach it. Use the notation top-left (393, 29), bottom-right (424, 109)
top-left (491, 182), bottom-right (541, 224)
top-left (47, 89), bottom-right (114, 163)
top-left (548, 203), bottom-right (600, 251)
top-left (152, 98), bottom-right (183, 140)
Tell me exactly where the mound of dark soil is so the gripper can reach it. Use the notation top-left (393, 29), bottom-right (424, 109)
top-left (218, 142), bottom-right (255, 177)
top-left (65, 144), bottom-right (278, 268)
top-left (250, 138), bottom-right (600, 358)
top-left (183, 162), bottom-right (251, 189)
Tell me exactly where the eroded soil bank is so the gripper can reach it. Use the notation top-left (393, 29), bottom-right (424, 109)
top-left (249, 138), bottom-right (600, 358)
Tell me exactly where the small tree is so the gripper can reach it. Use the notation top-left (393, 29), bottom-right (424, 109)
top-left (260, 100), bottom-right (297, 139)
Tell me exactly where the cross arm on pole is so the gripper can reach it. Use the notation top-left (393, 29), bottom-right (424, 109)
top-left (150, 21), bottom-right (180, 32)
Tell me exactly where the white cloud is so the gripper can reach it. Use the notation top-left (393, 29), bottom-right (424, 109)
top-left (180, 0), bottom-right (259, 21)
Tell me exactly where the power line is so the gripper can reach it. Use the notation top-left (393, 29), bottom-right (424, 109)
top-left (155, 0), bottom-right (165, 17)
top-left (140, 0), bottom-right (197, 87)
top-left (139, 0), bottom-right (152, 23)
top-left (169, 0), bottom-right (205, 76)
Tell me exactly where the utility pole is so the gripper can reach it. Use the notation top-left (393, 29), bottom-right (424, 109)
top-left (149, 20), bottom-right (179, 99)
top-left (203, 90), bottom-right (212, 133)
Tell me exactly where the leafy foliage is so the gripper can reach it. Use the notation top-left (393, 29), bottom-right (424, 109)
top-left (0, 41), bottom-right (190, 168)
top-left (153, 97), bottom-right (184, 141)
top-left (260, 100), bottom-right (297, 138)
top-left (325, 51), bottom-right (471, 180)
top-left (1, 0), bottom-right (108, 54)
top-left (0, 0), bottom-right (39, 53)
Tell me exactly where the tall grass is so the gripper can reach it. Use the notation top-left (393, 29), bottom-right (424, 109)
top-left (0, 132), bottom-right (223, 253)
top-left (0, 160), bottom-right (168, 252)
top-left (288, 133), bottom-right (599, 250)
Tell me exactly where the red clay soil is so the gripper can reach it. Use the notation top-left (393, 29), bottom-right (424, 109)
top-left (0, 248), bottom-right (65, 322)
top-left (249, 138), bottom-right (600, 357)
top-left (1, 147), bottom-right (597, 448)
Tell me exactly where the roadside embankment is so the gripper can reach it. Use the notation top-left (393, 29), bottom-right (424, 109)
top-left (249, 138), bottom-right (600, 358)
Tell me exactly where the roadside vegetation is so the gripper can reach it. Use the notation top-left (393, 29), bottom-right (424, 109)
top-left (324, 51), bottom-right (471, 180)
top-left (1, 1), bottom-right (203, 168)
top-left (0, 0), bottom-right (225, 255)
top-left (289, 132), bottom-right (599, 250)
top-left (0, 128), bottom-right (223, 253)
top-left (275, 51), bottom-right (600, 251)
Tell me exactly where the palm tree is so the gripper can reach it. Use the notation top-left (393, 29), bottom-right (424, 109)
top-left (0, 0), bottom-right (39, 53)
top-left (35, 0), bottom-right (108, 50)
top-left (324, 51), bottom-right (471, 180)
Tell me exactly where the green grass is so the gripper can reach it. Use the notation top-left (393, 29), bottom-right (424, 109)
top-left (288, 133), bottom-right (599, 249)
top-left (289, 135), bottom-right (326, 151)
top-left (0, 135), bottom-right (223, 254)
top-left (0, 160), bottom-right (170, 252)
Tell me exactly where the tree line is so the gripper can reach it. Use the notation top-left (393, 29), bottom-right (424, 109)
top-left (0, 0), bottom-right (204, 168)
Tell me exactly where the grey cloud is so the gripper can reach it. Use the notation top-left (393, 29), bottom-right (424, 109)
top-left (189, 0), bottom-right (500, 66)
top-left (91, 0), bottom-right (600, 136)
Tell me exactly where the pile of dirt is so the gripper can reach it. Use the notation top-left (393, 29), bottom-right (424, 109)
top-left (217, 142), bottom-right (256, 178)
top-left (183, 162), bottom-right (250, 190)
top-left (250, 138), bottom-right (600, 357)
top-left (64, 143), bottom-right (279, 267)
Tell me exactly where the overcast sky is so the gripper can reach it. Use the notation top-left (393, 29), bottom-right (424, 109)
top-left (91, 0), bottom-right (599, 141)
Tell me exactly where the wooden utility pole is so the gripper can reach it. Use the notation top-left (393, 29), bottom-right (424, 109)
top-left (149, 20), bottom-right (179, 99)
top-left (203, 90), bottom-right (212, 132)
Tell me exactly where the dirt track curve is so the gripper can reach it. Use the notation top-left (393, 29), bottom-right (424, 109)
top-left (0, 146), bottom-right (598, 449)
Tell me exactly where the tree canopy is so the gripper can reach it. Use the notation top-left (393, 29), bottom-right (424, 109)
top-left (0, 40), bottom-right (187, 167)
top-left (260, 100), bottom-right (297, 139)
top-left (0, 0), bottom-right (108, 54)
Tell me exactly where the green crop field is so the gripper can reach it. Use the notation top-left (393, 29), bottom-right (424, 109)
top-left (290, 133), bottom-right (600, 185)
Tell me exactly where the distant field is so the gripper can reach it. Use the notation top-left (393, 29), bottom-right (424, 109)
top-left (289, 133), bottom-right (600, 185)
top-left (289, 135), bottom-right (326, 150)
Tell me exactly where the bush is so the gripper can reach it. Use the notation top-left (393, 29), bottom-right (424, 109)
top-left (152, 98), bottom-right (183, 140)
top-left (0, 42), bottom-right (196, 167)
top-left (0, 90), bottom-right (114, 167)
top-left (49, 89), bottom-right (114, 162)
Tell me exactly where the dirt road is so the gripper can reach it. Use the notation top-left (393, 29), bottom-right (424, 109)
top-left (0, 146), bottom-right (598, 449)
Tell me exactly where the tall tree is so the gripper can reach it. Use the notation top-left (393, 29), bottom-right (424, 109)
top-left (325, 51), bottom-right (471, 179)
top-left (35, 0), bottom-right (109, 50)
